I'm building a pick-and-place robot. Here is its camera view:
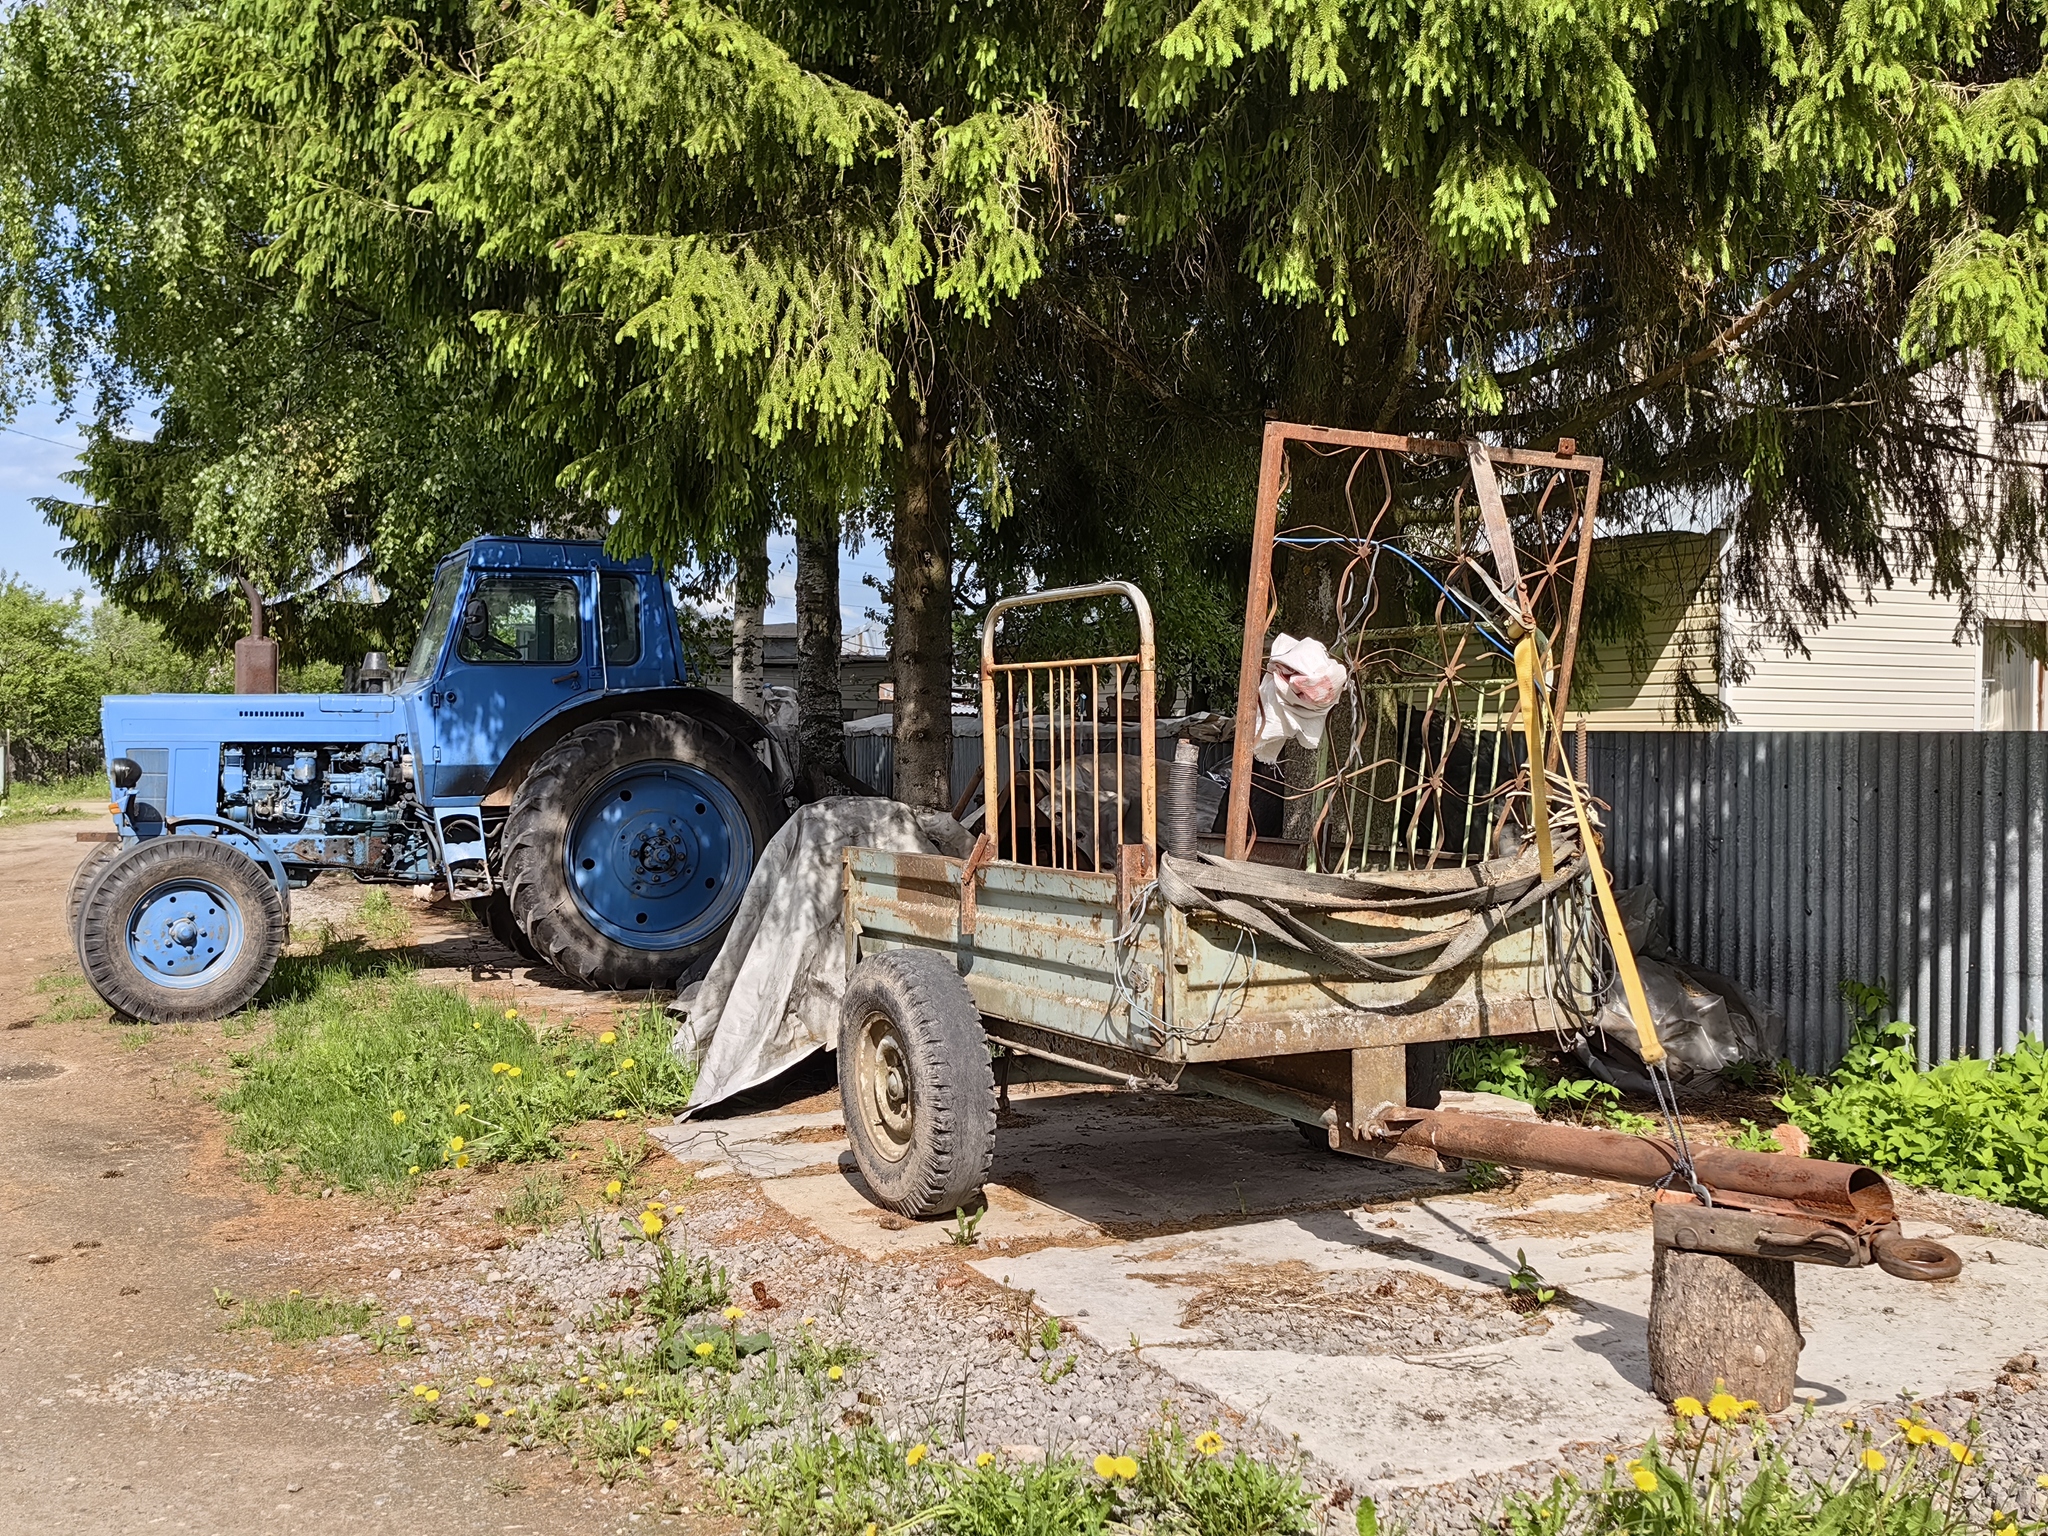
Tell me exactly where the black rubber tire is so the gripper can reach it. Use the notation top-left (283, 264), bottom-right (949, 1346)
top-left (469, 893), bottom-right (546, 966)
top-left (68, 843), bottom-right (119, 965)
top-left (501, 710), bottom-right (779, 990)
top-left (837, 948), bottom-right (997, 1218)
top-left (76, 836), bottom-right (287, 1024)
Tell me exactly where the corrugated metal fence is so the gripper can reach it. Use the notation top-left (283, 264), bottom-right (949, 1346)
top-left (1586, 732), bottom-right (2048, 1072)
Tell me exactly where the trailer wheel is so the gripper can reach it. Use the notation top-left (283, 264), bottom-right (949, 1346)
top-left (502, 711), bottom-right (777, 990)
top-left (76, 836), bottom-right (286, 1024)
top-left (838, 949), bottom-right (997, 1218)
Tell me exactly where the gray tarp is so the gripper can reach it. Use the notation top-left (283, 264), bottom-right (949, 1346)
top-left (670, 800), bottom-right (973, 1115)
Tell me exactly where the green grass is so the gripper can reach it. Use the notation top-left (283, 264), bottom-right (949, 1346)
top-left (217, 961), bottom-right (692, 1193)
top-left (500, 1171), bottom-right (572, 1227)
top-left (355, 887), bottom-right (413, 946)
top-left (225, 1291), bottom-right (375, 1343)
top-left (0, 771), bottom-right (109, 825)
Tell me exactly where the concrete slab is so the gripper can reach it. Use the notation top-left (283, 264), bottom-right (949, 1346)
top-left (761, 1167), bottom-right (1099, 1258)
top-left (974, 1191), bottom-right (2048, 1490)
top-left (652, 1111), bottom-right (846, 1179)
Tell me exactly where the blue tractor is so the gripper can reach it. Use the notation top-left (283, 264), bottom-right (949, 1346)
top-left (72, 537), bottom-right (793, 1023)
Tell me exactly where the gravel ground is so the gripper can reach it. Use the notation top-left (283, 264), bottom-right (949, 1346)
top-left (313, 1156), bottom-right (2048, 1535)
top-left (1377, 1377), bottom-right (2048, 1533)
top-left (499, 1176), bottom-right (1317, 1479)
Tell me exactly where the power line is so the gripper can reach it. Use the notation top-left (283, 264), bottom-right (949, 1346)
top-left (0, 423), bottom-right (84, 451)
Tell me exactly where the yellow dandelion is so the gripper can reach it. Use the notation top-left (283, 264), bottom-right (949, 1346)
top-left (424, 1389), bottom-right (439, 1403)
top-left (506, 1066), bottom-right (522, 1078)
top-left (475, 1376), bottom-right (494, 1388)
top-left (448, 1135), bottom-right (464, 1151)
top-left (412, 1384), bottom-right (428, 1397)
top-left (610, 1110), bottom-right (628, 1119)
top-left (1861, 1449), bottom-right (1887, 1473)
top-left (1737, 1400), bottom-right (1759, 1414)
top-left (802, 1315), bottom-right (817, 1327)
top-left (620, 1058), bottom-right (635, 1070)
top-left (470, 1021), bottom-right (481, 1030)
top-left (1627, 1461), bottom-right (1657, 1493)
top-left (827, 1365), bottom-right (844, 1381)
top-left (663, 1419), bottom-right (680, 1435)
top-left (1951, 1443), bottom-right (1977, 1465)
top-left (454, 1102), bottom-right (470, 1115)
top-left (693, 1341), bottom-right (715, 1359)
top-left (391, 1109), bottom-right (407, 1125)
top-left (639, 1211), bottom-right (664, 1237)
top-left (905, 1444), bottom-right (928, 1467)
top-left (504, 1009), bottom-right (518, 1020)
top-left (605, 1179), bottom-right (623, 1198)
top-left (455, 1154), bottom-right (470, 1169)
top-left (474, 1412), bottom-right (490, 1429)
top-left (1113, 1455), bottom-right (1138, 1480)
top-left (1927, 1428), bottom-right (1951, 1449)
top-left (722, 1306), bottom-right (745, 1322)
top-left (1672, 1396), bottom-right (1704, 1419)
top-left (975, 1452), bottom-right (995, 1468)
top-left (599, 1030), bottom-right (617, 1045)
top-left (566, 1068), bottom-right (579, 1079)
top-left (407, 1165), bottom-right (420, 1175)
top-left (2038, 1474), bottom-right (2048, 1488)
top-left (1706, 1392), bottom-right (1741, 1422)
top-left (1194, 1431), bottom-right (1224, 1457)
top-left (1093, 1453), bottom-right (1117, 1479)
top-left (491, 1063), bottom-right (508, 1075)
top-left (396, 1316), bottom-right (412, 1330)
top-left (636, 1446), bottom-right (650, 1458)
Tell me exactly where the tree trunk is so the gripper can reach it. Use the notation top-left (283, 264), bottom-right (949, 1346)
top-left (795, 506), bottom-right (849, 792)
top-left (1647, 1246), bottom-right (1802, 1411)
top-left (890, 372), bottom-right (955, 810)
top-left (732, 528), bottom-right (770, 718)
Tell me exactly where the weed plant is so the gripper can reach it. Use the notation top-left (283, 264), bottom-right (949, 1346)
top-left (500, 1172), bottom-right (571, 1227)
top-left (218, 963), bottom-right (691, 1193)
top-left (226, 1291), bottom-right (374, 1343)
top-left (1781, 1007), bottom-right (2048, 1213)
top-left (1491, 1396), bottom-right (2034, 1536)
top-left (1447, 1041), bottom-right (1647, 1130)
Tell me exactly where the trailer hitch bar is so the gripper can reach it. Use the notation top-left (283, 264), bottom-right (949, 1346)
top-left (1357, 1108), bottom-right (1961, 1281)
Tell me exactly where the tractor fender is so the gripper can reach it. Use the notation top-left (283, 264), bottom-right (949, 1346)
top-left (481, 687), bottom-right (797, 811)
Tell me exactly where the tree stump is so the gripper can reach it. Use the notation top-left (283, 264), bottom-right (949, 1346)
top-left (1647, 1245), bottom-right (1802, 1410)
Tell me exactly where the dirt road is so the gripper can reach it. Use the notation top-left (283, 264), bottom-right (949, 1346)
top-left (0, 819), bottom-right (712, 1533)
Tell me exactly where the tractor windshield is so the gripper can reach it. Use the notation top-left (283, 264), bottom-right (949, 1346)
top-left (405, 556), bottom-right (468, 682)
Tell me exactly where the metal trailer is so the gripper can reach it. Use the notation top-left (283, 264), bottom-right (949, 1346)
top-left (832, 423), bottom-right (1616, 1218)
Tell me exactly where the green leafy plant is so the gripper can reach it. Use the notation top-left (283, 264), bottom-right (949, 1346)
top-left (1037, 1316), bottom-right (1062, 1353)
top-left (1727, 1119), bottom-right (1781, 1153)
top-left (948, 1204), bottom-right (986, 1247)
top-left (1506, 1250), bottom-right (1558, 1308)
top-left (1447, 1042), bottom-right (1624, 1124)
top-left (1601, 1108), bottom-right (1659, 1136)
top-left (500, 1171), bottom-right (570, 1228)
top-left (641, 1243), bottom-right (729, 1330)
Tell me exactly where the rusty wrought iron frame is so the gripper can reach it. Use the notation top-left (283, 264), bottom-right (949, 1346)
top-left (1224, 422), bottom-right (1605, 862)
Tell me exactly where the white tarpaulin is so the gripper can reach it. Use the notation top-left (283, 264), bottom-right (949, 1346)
top-left (671, 799), bottom-right (973, 1115)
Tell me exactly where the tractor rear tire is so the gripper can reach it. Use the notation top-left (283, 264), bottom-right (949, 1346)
top-left (838, 948), bottom-right (996, 1218)
top-left (501, 711), bottom-right (778, 990)
top-left (76, 836), bottom-right (287, 1024)
top-left (470, 893), bottom-right (546, 967)
top-left (68, 843), bottom-right (119, 962)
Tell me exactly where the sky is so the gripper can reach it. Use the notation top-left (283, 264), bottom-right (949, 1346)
top-left (0, 392), bottom-right (99, 598)
top-left (0, 390), bottom-right (897, 651)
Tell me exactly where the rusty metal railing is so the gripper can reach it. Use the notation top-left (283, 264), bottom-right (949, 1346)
top-left (978, 582), bottom-right (1157, 871)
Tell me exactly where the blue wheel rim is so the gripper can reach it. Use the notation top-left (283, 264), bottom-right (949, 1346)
top-left (127, 877), bottom-right (245, 989)
top-left (565, 763), bottom-right (755, 951)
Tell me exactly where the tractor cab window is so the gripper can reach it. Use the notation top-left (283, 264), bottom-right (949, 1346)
top-left (405, 557), bottom-right (468, 680)
top-left (457, 576), bottom-right (582, 664)
top-left (600, 574), bottom-right (642, 666)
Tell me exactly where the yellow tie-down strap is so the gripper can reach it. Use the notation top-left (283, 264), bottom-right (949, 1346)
top-left (1518, 634), bottom-right (1665, 1068)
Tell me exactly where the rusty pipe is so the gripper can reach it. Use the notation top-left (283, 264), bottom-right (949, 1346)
top-left (1386, 1110), bottom-right (1895, 1227)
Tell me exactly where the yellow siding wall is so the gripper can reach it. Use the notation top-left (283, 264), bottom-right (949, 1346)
top-left (1570, 532), bottom-right (1723, 730)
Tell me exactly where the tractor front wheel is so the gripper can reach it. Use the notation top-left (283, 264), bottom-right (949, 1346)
top-left (76, 836), bottom-right (286, 1024)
